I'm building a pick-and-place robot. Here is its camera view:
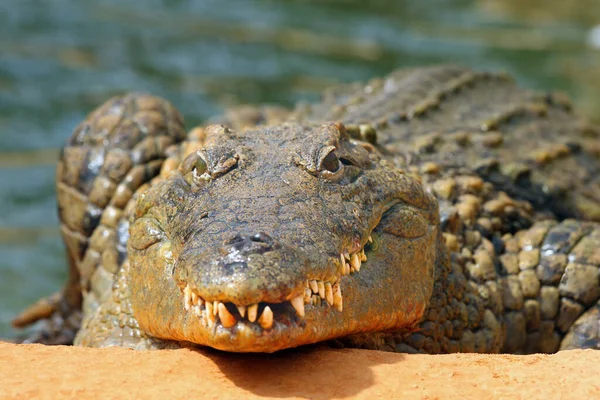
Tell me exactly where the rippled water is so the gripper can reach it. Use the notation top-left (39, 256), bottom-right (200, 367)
top-left (1, 0), bottom-right (599, 339)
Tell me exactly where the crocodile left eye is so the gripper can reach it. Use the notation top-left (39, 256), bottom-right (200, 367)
top-left (320, 150), bottom-right (341, 173)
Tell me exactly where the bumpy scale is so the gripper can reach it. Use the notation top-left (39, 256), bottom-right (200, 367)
top-left (12, 66), bottom-right (600, 353)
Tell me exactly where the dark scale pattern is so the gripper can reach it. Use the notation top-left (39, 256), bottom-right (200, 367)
top-left (13, 66), bottom-right (600, 353)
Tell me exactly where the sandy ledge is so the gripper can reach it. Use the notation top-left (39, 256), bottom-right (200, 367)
top-left (0, 342), bottom-right (598, 399)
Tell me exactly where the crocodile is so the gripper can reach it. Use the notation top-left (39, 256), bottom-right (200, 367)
top-left (12, 65), bottom-right (600, 353)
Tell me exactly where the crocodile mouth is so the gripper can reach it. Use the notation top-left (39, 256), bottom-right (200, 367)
top-left (178, 240), bottom-right (370, 332)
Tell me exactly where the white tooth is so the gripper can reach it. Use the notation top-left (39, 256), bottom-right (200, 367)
top-left (333, 284), bottom-right (343, 312)
top-left (318, 281), bottom-right (325, 298)
top-left (304, 288), bottom-right (312, 303)
top-left (344, 262), bottom-right (350, 276)
top-left (213, 301), bottom-right (219, 316)
top-left (325, 282), bottom-right (333, 306)
top-left (290, 295), bottom-right (305, 317)
top-left (192, 305), bottom-right (202, 317)
top-left (340, 253), bottom-right (346, 269)
top-left (191, 291), bottom-right (199, 305)
top-left (309, 280), bottom-right (319, 294)
top-left (236, 305), bottom-right (246, 318)
top-left (360, 249), bottom-right (367, 262)
top-left (351, 253), bottom-right (361, 272)
top-left (184, 285), bottom-right (192, 310)
top-left (368, 235), bottom-right (373, 243)
top-left (258, 305), bottom-right (274, 329)
top-left (248, 304), bottom-right (259, 322)
top-left (218, 303), bottom-right (237, 328)
top-left (205, 307), bottom-right (215, 328)
top-left (344, 252), bottom-right (350, 261)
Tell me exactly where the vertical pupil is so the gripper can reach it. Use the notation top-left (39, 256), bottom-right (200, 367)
top-left (322, 152), bottom-right (340, 172)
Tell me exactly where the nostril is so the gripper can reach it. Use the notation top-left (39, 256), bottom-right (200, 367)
top-left (224, 232), bottom-right (277, 255)
top-left (250, 232), bottom-right (273, 245)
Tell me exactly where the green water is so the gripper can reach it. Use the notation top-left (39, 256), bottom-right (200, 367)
top-left (1, 0), bottom-right (600, 339)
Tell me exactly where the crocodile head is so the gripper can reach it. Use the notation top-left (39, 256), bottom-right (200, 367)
top-left (128, 122), bottom-right (441, 352)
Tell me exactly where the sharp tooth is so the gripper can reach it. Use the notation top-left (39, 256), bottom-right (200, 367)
top-left (213, 301), bottom-right (219, 316)
top-left (258, 305), bottom-right (273, 329)
top-left (192, 305), bottom-right (202, 317)
top-left (184, 285), bottom-right (192, 310)
top-left (236, 305), bottom-right (246, 318)
top-left (191, 291), bottom-right (199, 305)
top-left (344, 252), bottom-right (350, 261)
top-left (304, 288), bottom-right (312, 303)
top-left (218, 303), bottom-right (237, 328)
top-left (206, 301), bottom-right (213, 317)
top-left (290, 295), bottom-right (305, 317)
top-left (248, 304), bottom-right (259, 322)
top-left (351, 253), bottom-right (361, 272)
top-left (333, 284), bottom-right (343, 312)
top-left (360, 249), bottom-right (367, 262)
top-left (325, 282), bottom-right (334, 305)
top-left (309, 280), bottom-right (319, 294)
top-left (368, 235), bottom-right (373, 243)
top-left (340, 253), bottom-right (346, 269)
top-left (318, 281), bottom-right (325, 298)
top-left (344, 262), bottom-right (350, 275)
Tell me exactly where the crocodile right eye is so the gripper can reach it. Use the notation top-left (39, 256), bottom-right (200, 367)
top-left (193, 157), bottom-right (207, 176)
top-left (321, 151), bottom-right (341, 173)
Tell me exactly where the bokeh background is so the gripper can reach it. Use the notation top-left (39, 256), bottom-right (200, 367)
top-left (1, 0), bottom-right (600, 339)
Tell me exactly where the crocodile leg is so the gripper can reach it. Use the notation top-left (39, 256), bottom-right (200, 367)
top-left (12, 93), bottom-right (187, 344)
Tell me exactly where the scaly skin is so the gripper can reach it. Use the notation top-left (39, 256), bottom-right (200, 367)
top-left (13, 66), bottom-right (600, 353)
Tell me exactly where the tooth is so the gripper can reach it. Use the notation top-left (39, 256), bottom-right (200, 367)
top-left (325, 282), bottom-right (333, 305)
top-left (311, 295), bottom-right (321, 306)
top-left (248, 304), bottom-right (258, 322)
top-left (258, 305), bottom-right (273, 329)
top-left (205, 307), bottom-right (215, 328)
top-left (304, 288), bottom-right (312, 303)
top-left (340, 253), bottom-right (346, 269)
top-left (309, 280), bottom-right (319, 294)
top-left (344, 252), bottom-right (350, 261)
top-left (236, 305), bottom-right (246, 318)
top-left (333, 284), bottom-right (343, 312)
top-left (192, 305), bottom-right (202, 317)
top-left (305, 280), bottom-right (309, 288)
top-left (351, 253), bottom-right (361, 272)
top-left (318, 281), bottom-right (325, 298)
top-left (368, 235), bottom-right (373, 243)
top-left (213, 301), bottom-right (219, 316)
top-left (184, 285), bottom-right (192, 310)
top-left (360, 249), bottom-right (367, 262)
top-left (218, 303), bottom-right (237, 328)
top-left (290, 295), bottom-right (305, 317)
top-left (344, 262), bottom-right (350, 275)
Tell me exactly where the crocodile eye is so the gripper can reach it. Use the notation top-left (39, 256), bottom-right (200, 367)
top-left (321, 151), bottom-right (341, 173)
top-left (180, 152), bottom-right (207, 175)
top-left (193, 157), bottom-right (207, 175)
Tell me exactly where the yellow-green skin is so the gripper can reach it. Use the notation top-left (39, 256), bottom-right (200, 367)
top-left (14, 66), bottom-right (600, 353)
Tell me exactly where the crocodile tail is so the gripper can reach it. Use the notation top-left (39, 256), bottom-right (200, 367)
top-left (14, 93), bottom-right (186, 339)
